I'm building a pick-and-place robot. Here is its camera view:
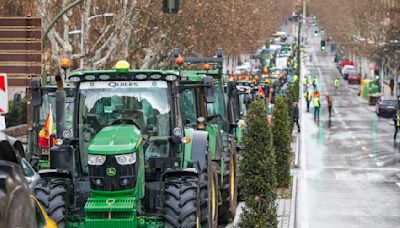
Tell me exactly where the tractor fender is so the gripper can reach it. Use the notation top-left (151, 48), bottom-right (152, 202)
top-left (191, 130), bottom-right (209, 172)
top-left (162, 168), bottom-right (198, 180)
top-left (38, 169), bottom-right (72, 180)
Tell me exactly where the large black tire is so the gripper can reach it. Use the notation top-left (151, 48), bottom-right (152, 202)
top-left (34, 178), bottom-right (70, 228)
top-left (218, 140), bottom-right (238, 224)
top-left (0, 160), bottom-right (36, 228)
top-left (200, 162), bottom-right (219, 228)
top-left (164, 176), bottom-right (199, 228)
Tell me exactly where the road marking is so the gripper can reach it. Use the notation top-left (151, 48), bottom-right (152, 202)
top-left (397, 183), bottom-right (400, 188)
top-left (356, 140), bottom-right (361, 144)
top-left (362, 146), bottom-right (367, 150)
top-left (369, 154), bottom-right (375, 158)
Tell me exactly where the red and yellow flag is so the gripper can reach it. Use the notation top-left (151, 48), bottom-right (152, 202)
top-left (258, 85), bottom-right (265, 97)
top-left (38, 108), bottom-right (54, 147)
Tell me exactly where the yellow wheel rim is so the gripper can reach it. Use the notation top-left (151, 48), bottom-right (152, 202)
top-left (211, 175), bottom-right (216, 221)
top-left (230, 158), bottom-right (235, 201)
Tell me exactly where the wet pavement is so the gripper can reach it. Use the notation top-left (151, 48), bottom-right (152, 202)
top-left (296, 27), bottom-right (400, 227)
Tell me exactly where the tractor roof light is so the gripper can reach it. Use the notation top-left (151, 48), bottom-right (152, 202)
top-left (203, 63), bottom-right (210, 71)
top-left (115, 60), bottom-right (130, 73)
top-left (60, 58), bottom-right (71, 70)
top-left (197, 117), bottom-right (206, 129)
top-left (69, 76), bottom-right (81, 82)
top-left (165, 75), bottom-right (178, 81)
top-left (175, 57), bottom-right (185, 65)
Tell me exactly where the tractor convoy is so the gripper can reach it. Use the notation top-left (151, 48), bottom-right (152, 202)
top-left (21, 49), bottom-right (246, 228)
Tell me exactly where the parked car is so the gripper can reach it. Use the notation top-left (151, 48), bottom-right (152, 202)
top-left (338, 60), bottom-right (354, 73)
top-left (348, 71), bottom-right (361, 84)
top-left (342, 65), bottom-right (356, 80)
top-left (376, 97), bottom-right (398, 117)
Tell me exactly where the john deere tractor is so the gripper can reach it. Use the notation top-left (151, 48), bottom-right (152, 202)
top-left (32, 60), bottom-right (229, 227)
top-left (172, 49), bottom-right (240, 224)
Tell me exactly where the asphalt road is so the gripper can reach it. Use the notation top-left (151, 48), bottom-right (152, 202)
top-left (296, 25), bottom-right (400, 228)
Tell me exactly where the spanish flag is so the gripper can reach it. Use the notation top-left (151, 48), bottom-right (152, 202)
top-left (38, 108), bottom-right (54, 148)
top-left (258, 85), bottom-right (265, 97)
top-left (263, 65), bottom-right (268, 74)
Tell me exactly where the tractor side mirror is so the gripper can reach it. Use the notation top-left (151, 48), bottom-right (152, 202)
top-left (30, 79), bottom-right (42, 107)
top-left (203, 76), bottom-right (215, 103)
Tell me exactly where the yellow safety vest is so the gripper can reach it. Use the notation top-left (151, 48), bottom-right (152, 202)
top-left (397, 115), bottom-right (400, 126)
top-left (313, 79), bottom-right (318, 86)
top-left (306, 92), bottom-right (312, 101)
top-left (334, 79), bottom-right (340, 87)
top-left (313, 97), bottom-right (320, 107)
top-left (303, 78), bottom-right (308, 85)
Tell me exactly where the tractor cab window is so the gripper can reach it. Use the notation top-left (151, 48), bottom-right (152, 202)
top-left (207, 82), bottom-right (226, 123)
top-left (39, 93), bottom-right (74, 130)
top-left (78, 81), bottom-right (171, 173)
top-left (180, 89), bottom-right (197, 127)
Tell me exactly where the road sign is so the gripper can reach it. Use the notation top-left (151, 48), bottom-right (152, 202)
top-left (0, 74), bottom-right (8, 113)
top-left (0, 17), bottom-right (42, 86)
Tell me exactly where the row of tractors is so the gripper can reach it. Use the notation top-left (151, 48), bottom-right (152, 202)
top-left (13, 49), bottom-right (260, 227)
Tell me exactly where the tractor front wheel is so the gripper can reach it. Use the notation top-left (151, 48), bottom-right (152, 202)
top-left (200, 162), bottom-right (219, 228)
top-left (34, 178), bottom-right (70, 228)
top-left (218, 142), bottom-right (238, 224)
top-left (164, 176), bottom-right (199, 228)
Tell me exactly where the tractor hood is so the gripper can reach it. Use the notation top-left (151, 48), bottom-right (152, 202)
top-left (88, 125), bottom-right (141, 155)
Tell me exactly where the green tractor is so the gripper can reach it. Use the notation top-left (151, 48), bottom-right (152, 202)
top-left (31, 61), bottom-right (230, 227)
top-left (173, 50), bottom-right (240, 223)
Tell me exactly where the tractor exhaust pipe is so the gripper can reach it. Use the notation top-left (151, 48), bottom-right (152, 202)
top-left (55, 75), bottom-right (65, 139)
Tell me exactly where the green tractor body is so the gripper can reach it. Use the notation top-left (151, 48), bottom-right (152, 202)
top-left (31, 65), bottom-right (228, 227)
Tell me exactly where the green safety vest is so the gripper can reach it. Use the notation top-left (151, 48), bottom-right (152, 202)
top-left (334, 79), bottom-right (340, 87)
top-left (313, 79), bottom-right (318, 86)
top-left (397, 115), bottom-right (400, 126)
top-left (313, 97), bottom-right (320, 107)
top-left (303, 78), bottom-right (308, 85)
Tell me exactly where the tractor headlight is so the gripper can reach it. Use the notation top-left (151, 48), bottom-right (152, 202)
top-left (115, 153), bottom-right (136, 165)
top-left (88, 154), bottom-right (106, 166)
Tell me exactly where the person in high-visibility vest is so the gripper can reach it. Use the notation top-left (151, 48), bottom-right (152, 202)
top-left (293, 74), bottom-right (298, 83)
top-left (312, 77), bottom-right (318, 91)
top-left (303, 75), bottom-right (309, 90)
top-left (334, 77), bottom-right (340, 93)
top-left (393, 110), bottom-right (400, 139)
top-left (313, 95), bottom-right (321, 122)
top-left (305, 90), bottom-right (312, 112)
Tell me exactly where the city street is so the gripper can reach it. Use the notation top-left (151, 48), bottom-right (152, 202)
top-left (296, 26), bottom-right (400, 227)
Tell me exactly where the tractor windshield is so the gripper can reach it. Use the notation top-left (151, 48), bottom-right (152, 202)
top-left (78, 81), bottom-right (171, 173)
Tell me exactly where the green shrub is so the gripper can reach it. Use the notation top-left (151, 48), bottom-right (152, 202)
top-left (5, 99), bottom-right (27, 127)
top-left (272, 97), bottom-right (291, 187)
top-left (239, 98), bottom-right (277, 228)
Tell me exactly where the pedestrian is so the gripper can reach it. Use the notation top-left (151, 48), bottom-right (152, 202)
top-left (390, 79), bottom-right (394, 96)
top-left (293, 102), bottom-right (300, 132)
top-left (393, 109), bottom-right (400, 139)
top-left (334, 77), bottom-right (340, 94)
top-left (326, 94), bottom-right (333, 118)
top-left (313, 93), bottom-right (321, 122)
top-left (305, 90), bottom-right (312, 112)
top-left (303, 75), bottom-right (309, 90)
top-left (312, 77), bottom-right (318, 91)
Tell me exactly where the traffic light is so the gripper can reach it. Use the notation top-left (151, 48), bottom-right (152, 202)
top-left (163, 0), bottom-right (179, 13)
top-left (320, 40), bottom-right (326, 50)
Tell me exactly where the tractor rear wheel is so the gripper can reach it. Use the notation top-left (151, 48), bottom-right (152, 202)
top-left (0, 161), bottom-right (36, 228)
top-left (164, 176), bottom-right (199, 228)
top-left (218, 141), bottom-right (238, 224)
top-left (200, 162), bottom-right (219, 228)
top-left (34, 178), bottom-right (70, 228)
